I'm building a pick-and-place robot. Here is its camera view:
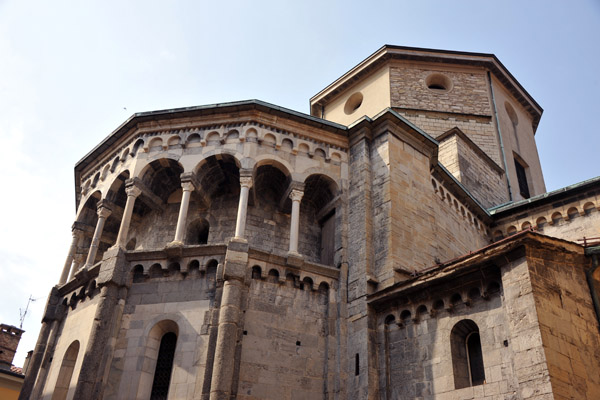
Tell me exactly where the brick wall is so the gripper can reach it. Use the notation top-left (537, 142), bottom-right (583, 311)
top-left (0, 325), bottom-right (23, 367)
top-left (390, 66), bottom-right (491, 116)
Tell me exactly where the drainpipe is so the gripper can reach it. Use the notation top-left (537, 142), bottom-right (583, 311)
top-left (585, 251), bottom-right (600, 333)
top-left (487, 71), bottom-right (513, 202)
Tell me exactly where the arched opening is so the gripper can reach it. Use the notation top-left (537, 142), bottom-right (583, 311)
top-left (195, 155), bottom-right (241, 199)
top-left (206, 259), bottom-right (218, 291)
top-left (399, 310), bottom-right (411, 324)
top-left (536, 217), bottom-right (547, 230)
top-left (192, 155), bottom-right (241, 243)
top-left (140, 159), bottom-right (185, 204)
top-left (133, 265), bottom-right (145, 283)
top-left (267, 268), bottom-right (279, 283)
top-left (451, 319), bottom-right (485, 389)
top-left (150, 332), bottom-right (177, 399)
top-left (567, 207), bottom-right (579, 220)
top-left (254, 163), bottom-right (290, 207)
top-left (251, 266), bottom-right (262, 279)
top-left (137, 320), bottom-right (179, 400)
top-left (583, 202), bottom-right (596, 215)
top-left (101, 171), bottom-right (131, 253)
top-left (505, 102), bottom-right (520, 153)
top-left (186, 218), bottom-right (209, 245)
top-left (75, 191), bottom-right (102, 265)
top-left (302, 174), bottom-right (338, 266)
top-left (131, 139), bottom-right (144, 157)
top-left (129, 159), bottom-right (183, 249)
top-left (188, 260), bottom-right (200, 275)
top-left (51, 340), bottom-right (80, 400)
top-left (551, 212), bottom-right (563, 225)
top-left (302, 277), bottom-right (313, 291)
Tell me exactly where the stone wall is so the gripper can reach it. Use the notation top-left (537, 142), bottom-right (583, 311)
top-left (40, 296), bottom-right (100, 400)
top-left (493, 190), bottom-right (600, 244)
top-left (527, 246), bottom-right (600, 399)
top-left (438, 131), bottom-right (508, 209)
top-left (373, 239), bottom-right (600, 400)
top-left (375, 267), bottom-right (520, 399)
top-left (237, 275), bottom-right (332, 400)
top-left (500, 253), bottom-right (554, 399)
top-left (390, 65), bottom-right (491, 117)
top-left (126, 194), bottom-right (324, 265)
top-left (104, 269), bottom-right (217, 399)
top-left (397, 110), bottom-right (501, 168)
top-left (379, 133), bottom-right (489, 286)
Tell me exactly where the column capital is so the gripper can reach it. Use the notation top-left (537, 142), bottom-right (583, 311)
top-left (96, 202), bottom-right (112, 219)
top-left (289, 189), bottom-right (304, 202)
top-left (239, 168), bottom-right (253, 189)
top-left (181, 181), bottom-right (196, 192)
top-left (240, 176), bottom-right (253, 189)
top-left (71, 221), bottom-right (86, 234)
top-left (125, 183), bottom-right (142, 198)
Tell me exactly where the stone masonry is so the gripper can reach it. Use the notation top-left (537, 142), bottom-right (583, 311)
top-left (22, 45), bottom-right (600, 400)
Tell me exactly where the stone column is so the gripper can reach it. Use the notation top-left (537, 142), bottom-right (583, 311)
top-left (172, 180), bottom-right (196, 245)
top-left (210, 240), bottom-right (249, 400)
top-left (58, 226), bottom-right (82, 284)
top-left (288, 188), bottom-right (304, 254)
top-left (73, 247), bottom-right (129, 400)
top-left (115, 183), bottom-right (142, 248)
top-left (84, 203), bottom-right (112, 268)
top-left (70, 249), bottom-right (86, 281)
top-left (233, 173), bottom-right (253, 240)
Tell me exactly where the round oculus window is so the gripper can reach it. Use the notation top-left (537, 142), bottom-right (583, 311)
top-left (344, 92), bottom-right (363, 115)
top-left (425, 73), bottom-right (453, 92)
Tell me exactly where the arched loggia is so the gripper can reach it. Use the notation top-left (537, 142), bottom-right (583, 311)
top-left (126, 159), bottom-right (184, 249)
top-left (73, 191), bottom-right (102, 265)
top-left (187, 154), bottom-right (241, 243)
top-left (301, 174), bottom-right (338, 265)
top-left (99, 171), bottom-right (131, 253)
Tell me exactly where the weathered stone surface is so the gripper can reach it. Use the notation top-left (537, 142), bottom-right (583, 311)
top-left (24, 46), bottom-right (600, 400)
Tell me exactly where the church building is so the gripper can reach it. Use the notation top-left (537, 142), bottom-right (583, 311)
top-left (21, 45), bottom-right (600, 399)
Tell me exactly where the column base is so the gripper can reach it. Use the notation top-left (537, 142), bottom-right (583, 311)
top-left (74, 267), bottom-right (90, 282)
top-left (230, 236), bottom-right (248, 244)
top-left (286, 252), bottom-right (304, 267)
top-left (165, 241), bottom-right (184, 258)
top-left (166, 240), bottom-right (184, 248)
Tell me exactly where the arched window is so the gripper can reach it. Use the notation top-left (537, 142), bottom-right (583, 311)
top-left (451, 320), bottom-right (485, 389)
top-left (187, 218), bottom-right (209, 245)
top-left (52, 341), bottom-right (80, 400)
top-left (150, 332), bottom-right (177, 400)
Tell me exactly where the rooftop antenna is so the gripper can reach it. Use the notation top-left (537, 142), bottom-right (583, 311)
top-left (19, 295), bottom-right (37, 329)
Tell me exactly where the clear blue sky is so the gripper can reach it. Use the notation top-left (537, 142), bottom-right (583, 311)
top-left (1, 0), bottom-right (598, 365)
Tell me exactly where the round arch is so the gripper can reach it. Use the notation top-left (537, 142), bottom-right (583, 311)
top-left (296, 167), bottom-right (340, 192)
top-left (252, 154), bottom-right (293, 178)
top-left (192, 149), bottom-right (243, 175)
top-left (135, 157), bottom-right (184, 182)
top-left (75, 190), bottom-right (102, 223)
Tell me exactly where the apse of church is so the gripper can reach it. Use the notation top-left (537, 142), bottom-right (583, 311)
top-left (21, 46), bottom-right (600, 400)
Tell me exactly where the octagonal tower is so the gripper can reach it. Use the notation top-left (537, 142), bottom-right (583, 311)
top-left (311, 45), bottom-right (545, 208)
